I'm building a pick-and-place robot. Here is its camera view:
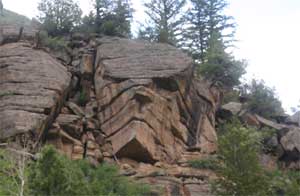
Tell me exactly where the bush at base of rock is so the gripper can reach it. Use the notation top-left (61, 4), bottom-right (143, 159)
top-left (38, 31), bottom-right (68, 52)
top-left (188, 157), bottom-right (219, 170)
top-left (267, 169), bottom-right (300, 196)
top-left (0, 149), bottom-right (27, 195)
top-left (0, 146), bottom-right (150, 196)
top-left (213, 119), bottom-right (271, 196)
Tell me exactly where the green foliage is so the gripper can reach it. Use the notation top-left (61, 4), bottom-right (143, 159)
top-left (38, 31), bottom-right (68, 51)
top-left (183, 0), bottom-right (235, 62)
top-left (78, 89), bottom-right (87, 106)
top-left (28, 146), bottom-right (88, 196)
top-left (199, 32), bottom-right (247, 88)
top-left (188, 157), bottom-right (219, 170)
top-left (38, 0), bottom-right (82, 36)
top-left (0, 92), bottom-right (18, 98)
top-left (213, 119), bottom-right (271, 196)
top-left (222, 89), bottom-right (240, 104)
top-left (80, 0), bottom-right (133, 37)
top-left (78, 161), bottom-right (151, 195)
top-left (0, 149), bottom-right (19, 195)
top-left (268, 170), bottom-right (300, 196)
top-left (28, 146), bottom-right (151, 196)
top-left (140, 0), bottom-right (186, 45)
top-left (243, 79), bottom-right (284, 119)
top-left (0, 149), bottom-right (29, 196)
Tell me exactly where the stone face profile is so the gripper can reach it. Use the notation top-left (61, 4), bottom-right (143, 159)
top-left (0, 33), bottom-right (220, 195)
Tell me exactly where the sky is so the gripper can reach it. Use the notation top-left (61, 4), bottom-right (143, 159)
top-left (2, 0), bottom-right (300, 113)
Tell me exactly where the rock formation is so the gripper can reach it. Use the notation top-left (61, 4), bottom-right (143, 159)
top-left (0, 42), bottom-right (71, 142)
top-left (0, 26), bottom-right (221, 195)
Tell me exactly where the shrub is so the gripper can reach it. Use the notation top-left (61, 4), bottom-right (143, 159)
top-left (79, 161), bottom-right (150, 195)
top-left (188, 157), bottom-right (219, 170)
top-left (242, 79), bottom-right (284, 119)
top-left (0, 149), bottom-right (19, 195)
top-left (28, 146), bottom-right (88, 196)
top-left (28, 146), bottom-right (151, 196)
top-left (0, 148), bottom-right (30, 196)
top-left (268, 170), bottom-right (300, 196)
top-left (38, 31), bottom-right (68, 52)
top-left (213, 119), bottom-right (272, 196)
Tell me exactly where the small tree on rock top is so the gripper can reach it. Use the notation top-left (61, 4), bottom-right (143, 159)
top-left (38, 0), bottom-right (82, 36)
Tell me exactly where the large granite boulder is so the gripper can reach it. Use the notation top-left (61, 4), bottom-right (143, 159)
top-left (94, 37), bottom-right (220, 164)
top-left (0, 42), bottom-right (71, 140)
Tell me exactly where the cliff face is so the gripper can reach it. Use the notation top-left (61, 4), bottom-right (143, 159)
top-left (94, 38), bottom-right (219, 164)
top-left (0, 24), bottom-right (220, 195)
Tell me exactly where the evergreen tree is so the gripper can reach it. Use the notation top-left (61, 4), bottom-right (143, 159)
top-left (94, 0), bottom-right (111, 31)
top-left (184, 0), bottom-right (235, 62)
top-left (37, 0), bottom-right (82, 36)
top-left (199, 31), bottom-right (246, 88)
top-left (140, 0), bottom-right (186, 45)
top-left (242, 79), bottom-right (284, 118)
top-left (214, 119), bottom-right (271, 196)
top-left (87, 0), bottom-right (132, 37)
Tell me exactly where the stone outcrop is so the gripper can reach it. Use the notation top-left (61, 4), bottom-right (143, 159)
top-left (94, 37), bottom-right (220, 164)
top-left (286, 111), bottom-right (300, 126)
top-left (0, 29), bottom-right (220, 195)
top-left (0, 24), bottom-right (38, 45)
top-left (0, 42), bottom-right (71, 141)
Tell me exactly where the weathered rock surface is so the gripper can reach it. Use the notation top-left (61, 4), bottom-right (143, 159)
top-left (1, 33), bottom-right (221, 195)
top-left (0, 43), bottom-right (71, 139)
top-left (95, 37), bottom-right (193, 79)
top-left (286, 111), bottom-right (300, 126)
top-left (221, 102), bottom-right (242, 115)
top-left (94, 37), bottom-right (219, 164)
top-left (0, 24), bottom-right (38, 45)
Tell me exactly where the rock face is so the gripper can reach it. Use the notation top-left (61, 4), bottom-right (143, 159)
top-left (286, 111), bottom-right (300, 126)
top-left (94, 37), bottom-right (219, 164)
top-left (0, 33), bottom-right (220, 195)
top-left (0, 42), bottom-right (71, 140)
top-left (0, 24), bottom-right (38, 45)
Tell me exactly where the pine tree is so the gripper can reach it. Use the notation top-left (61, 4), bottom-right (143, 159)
top-left (184, 0), bottom-right (235, 62)
top-left (37, 0), bottom-right (82, 36)
top-left (199, 31), bottom-right (246, 88)
top-left (111, 0), bottom-right (133, 37)
top-left (183, 0), bottom-right (208, 62)
top-left (93, 0), bottom-right (111, 33)
top-left (90, 0), bottom-right (132, 37)
top-left (140, 0), bottom-right (186, 45)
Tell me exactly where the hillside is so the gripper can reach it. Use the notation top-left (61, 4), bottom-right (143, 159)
top-left (0, 6), bottom-right (299, 196)
top-left (0, 9), bottom-right (32, 26)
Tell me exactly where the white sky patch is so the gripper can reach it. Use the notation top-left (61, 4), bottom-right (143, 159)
top-left (2, 0), bottom-right (300, 112)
